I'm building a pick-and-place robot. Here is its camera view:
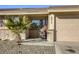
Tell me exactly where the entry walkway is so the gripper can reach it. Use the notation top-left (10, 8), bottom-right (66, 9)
top-left (22, 38), bottom-right (54, 46)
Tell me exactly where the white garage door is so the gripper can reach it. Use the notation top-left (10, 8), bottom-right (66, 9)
top-left (56, 15), bottom-right (79, 41)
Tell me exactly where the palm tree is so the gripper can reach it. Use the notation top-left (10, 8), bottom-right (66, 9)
top-left (4, 15), bottom-right (31, 44)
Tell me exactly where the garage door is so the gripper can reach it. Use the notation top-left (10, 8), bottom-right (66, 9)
top-left (56, 15), bottom-right (79, 41)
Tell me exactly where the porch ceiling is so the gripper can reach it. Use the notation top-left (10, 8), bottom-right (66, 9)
top-left (27, 14), bottom-right (48, 19)
top-left (0, 14), bottom-right (48, 20)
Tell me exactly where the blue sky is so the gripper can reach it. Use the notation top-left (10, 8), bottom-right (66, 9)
top-left (0, 5), bottom-right (50, 9)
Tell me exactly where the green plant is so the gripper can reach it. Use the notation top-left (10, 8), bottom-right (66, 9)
top-left (4, 16), bottom-right (31, 44)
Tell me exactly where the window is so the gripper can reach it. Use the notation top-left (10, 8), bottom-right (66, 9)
top-left (0, 16), bottom-right (5, 27)
top-left (32, 20), bottom-right (40, 26)
top-left (0, 20), bottom-right (4, 27)
top-left (14, 16), bottom-right (19, 23)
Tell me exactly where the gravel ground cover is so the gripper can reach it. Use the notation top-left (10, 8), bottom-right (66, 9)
top-left (0, 40), bottom-right (55, 54)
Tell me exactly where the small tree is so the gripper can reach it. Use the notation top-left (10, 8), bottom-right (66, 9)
top-left (4, 16), bottom-right (31, 44)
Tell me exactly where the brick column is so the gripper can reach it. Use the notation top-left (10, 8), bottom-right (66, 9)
top-left (47, 14), bottom-right (55, 42)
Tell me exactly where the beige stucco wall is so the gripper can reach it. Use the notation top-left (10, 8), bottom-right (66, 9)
top-left (0, 28), bottom-right (26, 40)
top-left (47, 14), bottom-right (54, 42)
top-left (56, 14), bottom-right (79, 41)
top-left (0, 29), bottom-right (15, 40)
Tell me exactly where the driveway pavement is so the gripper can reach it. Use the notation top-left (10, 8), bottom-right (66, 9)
top-left (55, 41), bottom-right (79, 54)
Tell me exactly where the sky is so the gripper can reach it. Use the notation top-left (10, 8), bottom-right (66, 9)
top-left (0, 5), bottom-right (50, 9)
top-left (0, 0), bottom-right (78, 9)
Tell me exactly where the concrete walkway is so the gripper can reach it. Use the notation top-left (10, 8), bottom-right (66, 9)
top-left (22, 38), bottom-right (54, 46)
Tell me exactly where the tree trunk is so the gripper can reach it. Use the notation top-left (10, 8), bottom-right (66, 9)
top-left (16, 33), bottom-right (21, 44)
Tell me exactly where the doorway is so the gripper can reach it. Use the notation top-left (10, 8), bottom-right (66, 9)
top-left (29, 19), bottom-right (48, 38)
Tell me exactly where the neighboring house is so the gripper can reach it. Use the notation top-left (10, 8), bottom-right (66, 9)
top-left (0, 5), bottom-right (79, 42)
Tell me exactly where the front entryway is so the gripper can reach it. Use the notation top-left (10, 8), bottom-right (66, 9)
top-left (29, 19), bottom-right (48, 39)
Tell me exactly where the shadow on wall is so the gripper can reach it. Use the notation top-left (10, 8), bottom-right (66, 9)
top-left (55, 13), bottom-right (79, 19)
